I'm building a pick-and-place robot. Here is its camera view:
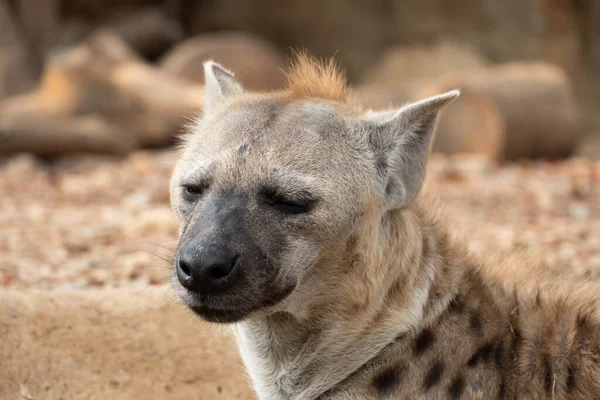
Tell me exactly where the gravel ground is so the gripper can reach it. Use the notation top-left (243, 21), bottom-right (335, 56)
top-left (1, 150), bottom-right (599, 290)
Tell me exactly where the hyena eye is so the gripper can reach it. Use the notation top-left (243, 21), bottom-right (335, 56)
top-left (262, 189), bottom-right (314, 215)
top-left (182, 184), bottom-right (205, 202)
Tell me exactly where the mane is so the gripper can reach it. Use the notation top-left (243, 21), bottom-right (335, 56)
top-left (283, 53), bottom-right (350, 102)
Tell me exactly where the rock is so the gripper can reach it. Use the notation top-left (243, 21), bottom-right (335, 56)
top-left (160, 32), bottom-right (287, 91)
top-left (360, 40), bottom-right (488, 87)
top-left (368, 61), bottom-right (586, 161)
top-left (355, 81), bottom-right (506, 161)
top-left (88, 268), bottom-right (111, 286)
top-left (354, 40), bottom-right (506, 160)
top-left (568, 202), bottom-right (590, 220)
top-left (419, 85), bottom-right (506, 161)
top-left (433, 62), bottom-right (585, 160)
top-left (574, 134), bottom-right (600, 161)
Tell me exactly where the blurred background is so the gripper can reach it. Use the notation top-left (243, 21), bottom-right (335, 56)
top-left (0, 1), bottom-right (599, 399)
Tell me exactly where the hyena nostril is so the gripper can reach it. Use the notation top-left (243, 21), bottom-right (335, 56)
top-left (177, 255), bottom-right (192, 278)
top-left (208, 255), bottom-right (241, 279)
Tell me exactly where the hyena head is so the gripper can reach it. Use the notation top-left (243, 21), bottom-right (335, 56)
top-left (170, 55), bottom-right (458, 323)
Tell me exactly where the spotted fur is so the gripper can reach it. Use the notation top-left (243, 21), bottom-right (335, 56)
top-left (170, 55), bottom-right (600, 400)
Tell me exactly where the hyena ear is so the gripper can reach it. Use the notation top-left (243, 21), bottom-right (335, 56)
top-left (203, 61), bottom-right (243, 116)
top-left (364, 90), bottom-right (460, 209)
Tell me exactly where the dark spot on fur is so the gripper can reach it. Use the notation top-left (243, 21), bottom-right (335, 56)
top-left (238, 144), bottom-right (248, 154)
top-left (423, 360), bottom-right (445, 391)
top-left (566, 365), bottom-right (576, 391)
top-left (345, 235), bottom-right (358, 249)
top-left (494, 343), bottom-right (503, 365)
top-left (468, 343), bottom-right (494, 367)
top-left (387, 277), bottom-right (406, 302)
top-left (543, 357), bottom-right (553, 393)
top-left (448, 295), bottom-right (465, 313)
top-left (376, 157), bottom-right (388, 176)
top-left (511, 328), bottom-right (522, 349)
top-left (414, 328), bottom-right (435, 354)
top-left (576, 309), bottom-right (590, 328)
top-left (535, 291), bottom-right (542, 307)
top-left (448, 375), bottom-right (465, 399)
top-left (262, 100), bottom-right (283, 128)
top-left (470, 314), bottom-right (483, 331)
top-left (498, 379), bottom-right (506, 399)
top-left (372, 366), bottom-right (403, 393)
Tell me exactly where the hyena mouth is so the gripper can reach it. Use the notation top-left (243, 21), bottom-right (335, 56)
top-left (185, 282), bottom-right (297, 323)
top-left (188, 304), bottom-right (257, 323)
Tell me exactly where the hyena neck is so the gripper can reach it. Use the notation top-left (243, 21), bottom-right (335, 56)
top-left (234, 204), bottom-right (503, 400)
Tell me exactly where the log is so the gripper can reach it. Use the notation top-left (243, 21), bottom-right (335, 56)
top-left (436, 62), bottom-right (585, 160)
top-left (0, 109), bottom-right (136, 155)
top-left (0, 32), bottom-right (204, 155)
top-left (0, 288), bottom-right (252, 400)
top-left (110, 63), bottom-right (204, 147)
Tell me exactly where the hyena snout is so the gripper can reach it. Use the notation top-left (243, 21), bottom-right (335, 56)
top-left (176, 242), bottom-right (241, 295)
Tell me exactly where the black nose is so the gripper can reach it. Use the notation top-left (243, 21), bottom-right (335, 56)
top-left (176, 243), bottom-right (241, 294)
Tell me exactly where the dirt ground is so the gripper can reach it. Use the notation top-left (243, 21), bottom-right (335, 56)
top-left (2, 150), bottom-right (598, 289)
top-left (0, 149), bottom-right (599, 399)
top-left (0, 288), bottom-right (253, 400)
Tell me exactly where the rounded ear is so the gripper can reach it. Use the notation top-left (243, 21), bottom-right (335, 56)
top-left (363, 90), bottom-right (460, 208)
top-left (203, 61), bottom-right (243, 117)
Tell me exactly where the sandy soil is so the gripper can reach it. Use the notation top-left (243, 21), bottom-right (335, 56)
top-left (0, 149), bottom-right (599, 399)
top-left (0, 288), bottom-right (253, 400)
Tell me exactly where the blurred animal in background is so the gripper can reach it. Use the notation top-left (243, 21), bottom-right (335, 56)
top-left (169, 56), bottom-right (600, 399)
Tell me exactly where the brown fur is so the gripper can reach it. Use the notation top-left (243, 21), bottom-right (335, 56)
top-left (321, 201), bottom-right (600, 399)
top-left (170, 56), bottom-right (600, 400)
top-left (283, 53), bottom-right (349, 102)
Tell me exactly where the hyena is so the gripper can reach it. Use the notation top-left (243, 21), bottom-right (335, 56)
top-left (170, 55), bottom-right (600, 399)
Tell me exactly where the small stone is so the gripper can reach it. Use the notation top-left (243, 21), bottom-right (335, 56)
top-left (19, 383), bottom-right (34, 400)
top-left (568, 202), bottom-right (590, 219)
top-left (88, 269), bottom-right (110, 286)
top-left (64, 236), bottom-right (90, 253)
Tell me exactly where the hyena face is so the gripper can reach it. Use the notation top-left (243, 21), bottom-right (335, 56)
top-left (170, 59), bottom-right (457, 323)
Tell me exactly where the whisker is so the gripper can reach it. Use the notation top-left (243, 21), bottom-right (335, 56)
top-left (132, 241), bottom-right (176, 254)
top-left (136, 263), bottom-right (172, 271)
top-left (136, 250), bottom-right (174, 264)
